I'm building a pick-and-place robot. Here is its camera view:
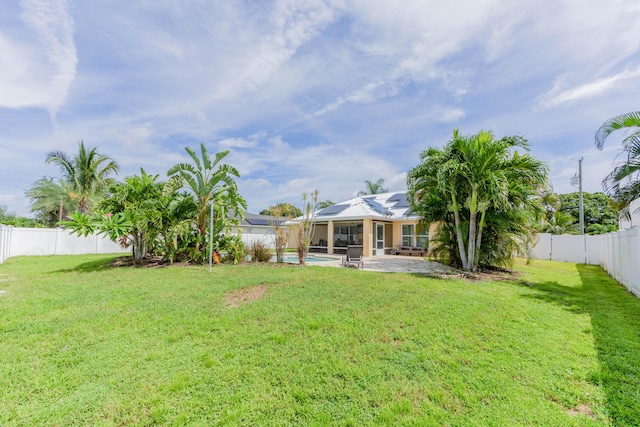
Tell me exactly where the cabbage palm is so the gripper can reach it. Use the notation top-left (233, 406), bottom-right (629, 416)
top-left (595, 111), bottom-right (640, 219)
top-left (408, 129), bottom-right (548, 271)
top-left (46, 141), bottom-right (119, 213)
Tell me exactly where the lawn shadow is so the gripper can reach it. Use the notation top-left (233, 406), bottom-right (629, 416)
top-left (521, 264), bottom-right (640, 424)
top-left (51, 256), bottom-right (125, 273)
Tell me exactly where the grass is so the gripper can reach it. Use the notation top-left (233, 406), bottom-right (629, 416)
top-left (0, 255), bottom-right (639, 426)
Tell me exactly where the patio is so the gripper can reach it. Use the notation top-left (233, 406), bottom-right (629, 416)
top-left (311, 254), bottom-right (453, 274)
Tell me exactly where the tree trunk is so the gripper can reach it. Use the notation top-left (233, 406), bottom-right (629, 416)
top-left (78, 197), bottom-right (89, 214)
top-left (451, 194), bottom-right (469, 269)
top-left (132, 233), bottom-right (146, 263)
top-left (466, 189), bottom-right (478, 272)
top-left (467, 210), bottom-right (477, 272)
top-left (474, 209), bottom-right (487, 268)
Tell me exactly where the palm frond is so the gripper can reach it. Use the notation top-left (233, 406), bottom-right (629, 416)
top-left (595, 111), bottom-right (640, 150)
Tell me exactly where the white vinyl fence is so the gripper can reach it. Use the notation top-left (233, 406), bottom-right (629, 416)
top-left (0, 225), bottom-right (129, 264)
top-left (532, 231), bottom-right (640, 298)
top-left (235, 226), bottom-right (279, 249)
top-left (0, 224), bottom-right (12, 264)
top-left (598, 228), bottom-right (640, 297)
top-left (530, 233), bottom-right (600, 265)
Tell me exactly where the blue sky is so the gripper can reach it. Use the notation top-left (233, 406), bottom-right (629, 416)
top-left (2, 0), bottom-right (640, 216)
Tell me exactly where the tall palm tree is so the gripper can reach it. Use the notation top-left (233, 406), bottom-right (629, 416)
top-left (168, 144), bottom-right (246, 258)
top-left (408, 129), bottom-right (548, 271)
top-left (46, 141), bottom-right (119, 213)
top-left (595, 111), bottom-right (640, 218)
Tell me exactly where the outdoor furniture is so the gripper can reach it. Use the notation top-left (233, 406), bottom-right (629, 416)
top-left (391, 245), bottom-right (427, 256)
top-left (343, 245), bottom-right (364, 269)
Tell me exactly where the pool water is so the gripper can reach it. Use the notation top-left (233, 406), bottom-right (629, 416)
top-left (272, 255), bottom-right (340, 263)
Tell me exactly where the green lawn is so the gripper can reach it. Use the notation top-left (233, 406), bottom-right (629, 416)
top-left (0, 255), bottom-right (639, 426)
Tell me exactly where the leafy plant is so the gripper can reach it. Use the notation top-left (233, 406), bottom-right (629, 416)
top-left (215, 234), bottom-right (245, 264)
top-left (168, 144), bottom-right (246, 262)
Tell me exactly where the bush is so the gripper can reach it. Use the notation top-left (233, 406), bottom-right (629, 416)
top-left (249, 240), bottom-right (272, 263)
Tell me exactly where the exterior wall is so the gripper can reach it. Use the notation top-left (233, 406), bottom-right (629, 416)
top-left (384, 223), bottom-right (393, 251)
top-left (362, 219), bottom-right (373, 257)
top-left (392, 222), bottom-right (403, 248)
top-left (313, 224), bottom-right (328, 245)
top-left (0, 226), bottom-right (129, 263)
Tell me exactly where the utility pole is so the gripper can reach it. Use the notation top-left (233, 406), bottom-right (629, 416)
top-left (209, 199), bottom-right (214, 272)
top-left (570, 158), bottom-right (585, 235)
top-left (578, 157), bottom-right (584, 235)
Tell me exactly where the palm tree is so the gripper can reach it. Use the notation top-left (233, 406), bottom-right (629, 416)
top-left (542, 210), bottom-right (578, 234)
top-left (168, 144), bottom-right (246, 259)
top-left (25, 178), bottom-right (77, 226)
top-left (595, 111), bottom-right (640, 219)
top-left (357, 178), bottom-right (388, 196)
top-left (46, 141), bottom-right (119, 213)
top-left (98, 169), bottom-right (165, 262)
top-left (408, 129), bottom-right (548, 271)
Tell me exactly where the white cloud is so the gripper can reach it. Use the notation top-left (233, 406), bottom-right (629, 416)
top-left (219, 137), bottom-right (258, 149)
top-left (538, 66), bottom-right (640, 109)
top-left (212, 0), bottom-right (339, 100)
top-left (438, 108), bottom-right (466, 123)
top-left (4, 0), bottom-right (640, 217)
top-left (11, 0), bottom-right (78, 117)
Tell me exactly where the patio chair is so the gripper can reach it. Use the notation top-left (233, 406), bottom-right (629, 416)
top-left (343, 245), bottom-right (364, 269)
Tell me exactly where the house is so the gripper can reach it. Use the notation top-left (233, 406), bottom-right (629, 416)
top-left (293, 191), bottom-right (434, 257)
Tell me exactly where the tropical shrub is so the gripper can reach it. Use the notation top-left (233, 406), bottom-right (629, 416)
top-left (248, 240), bottom-right (272, 263)
top-left (168, 144), bottom-right (247, 262)
top-left (408, 129), bottom-right (548, 271)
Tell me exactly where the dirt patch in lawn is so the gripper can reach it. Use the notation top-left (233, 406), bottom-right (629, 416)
top-left (566, 404), bottom-right (594, 418)
top-left (224, 284), bottom-right (268, 308)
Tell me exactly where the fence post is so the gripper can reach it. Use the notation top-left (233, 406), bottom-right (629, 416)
top-left (0, 224), bottom-right (13, 264)
top-left (630, 228), bottom-right (640, 296)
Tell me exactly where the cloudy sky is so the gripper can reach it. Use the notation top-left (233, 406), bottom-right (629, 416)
top-left (2, 0), bottom-right (640, 216)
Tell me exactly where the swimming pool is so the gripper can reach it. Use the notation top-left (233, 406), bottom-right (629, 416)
top-left (272, 254), bottom-right (341, 263)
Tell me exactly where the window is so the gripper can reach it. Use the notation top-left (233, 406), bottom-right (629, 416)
top-left (402, 224), bottom-right (414, 246)
top-left (402, 223), bottom-right (429, 248)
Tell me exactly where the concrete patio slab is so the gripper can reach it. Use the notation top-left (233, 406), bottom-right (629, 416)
top-left (311, 254), bottom-right (453, 274)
